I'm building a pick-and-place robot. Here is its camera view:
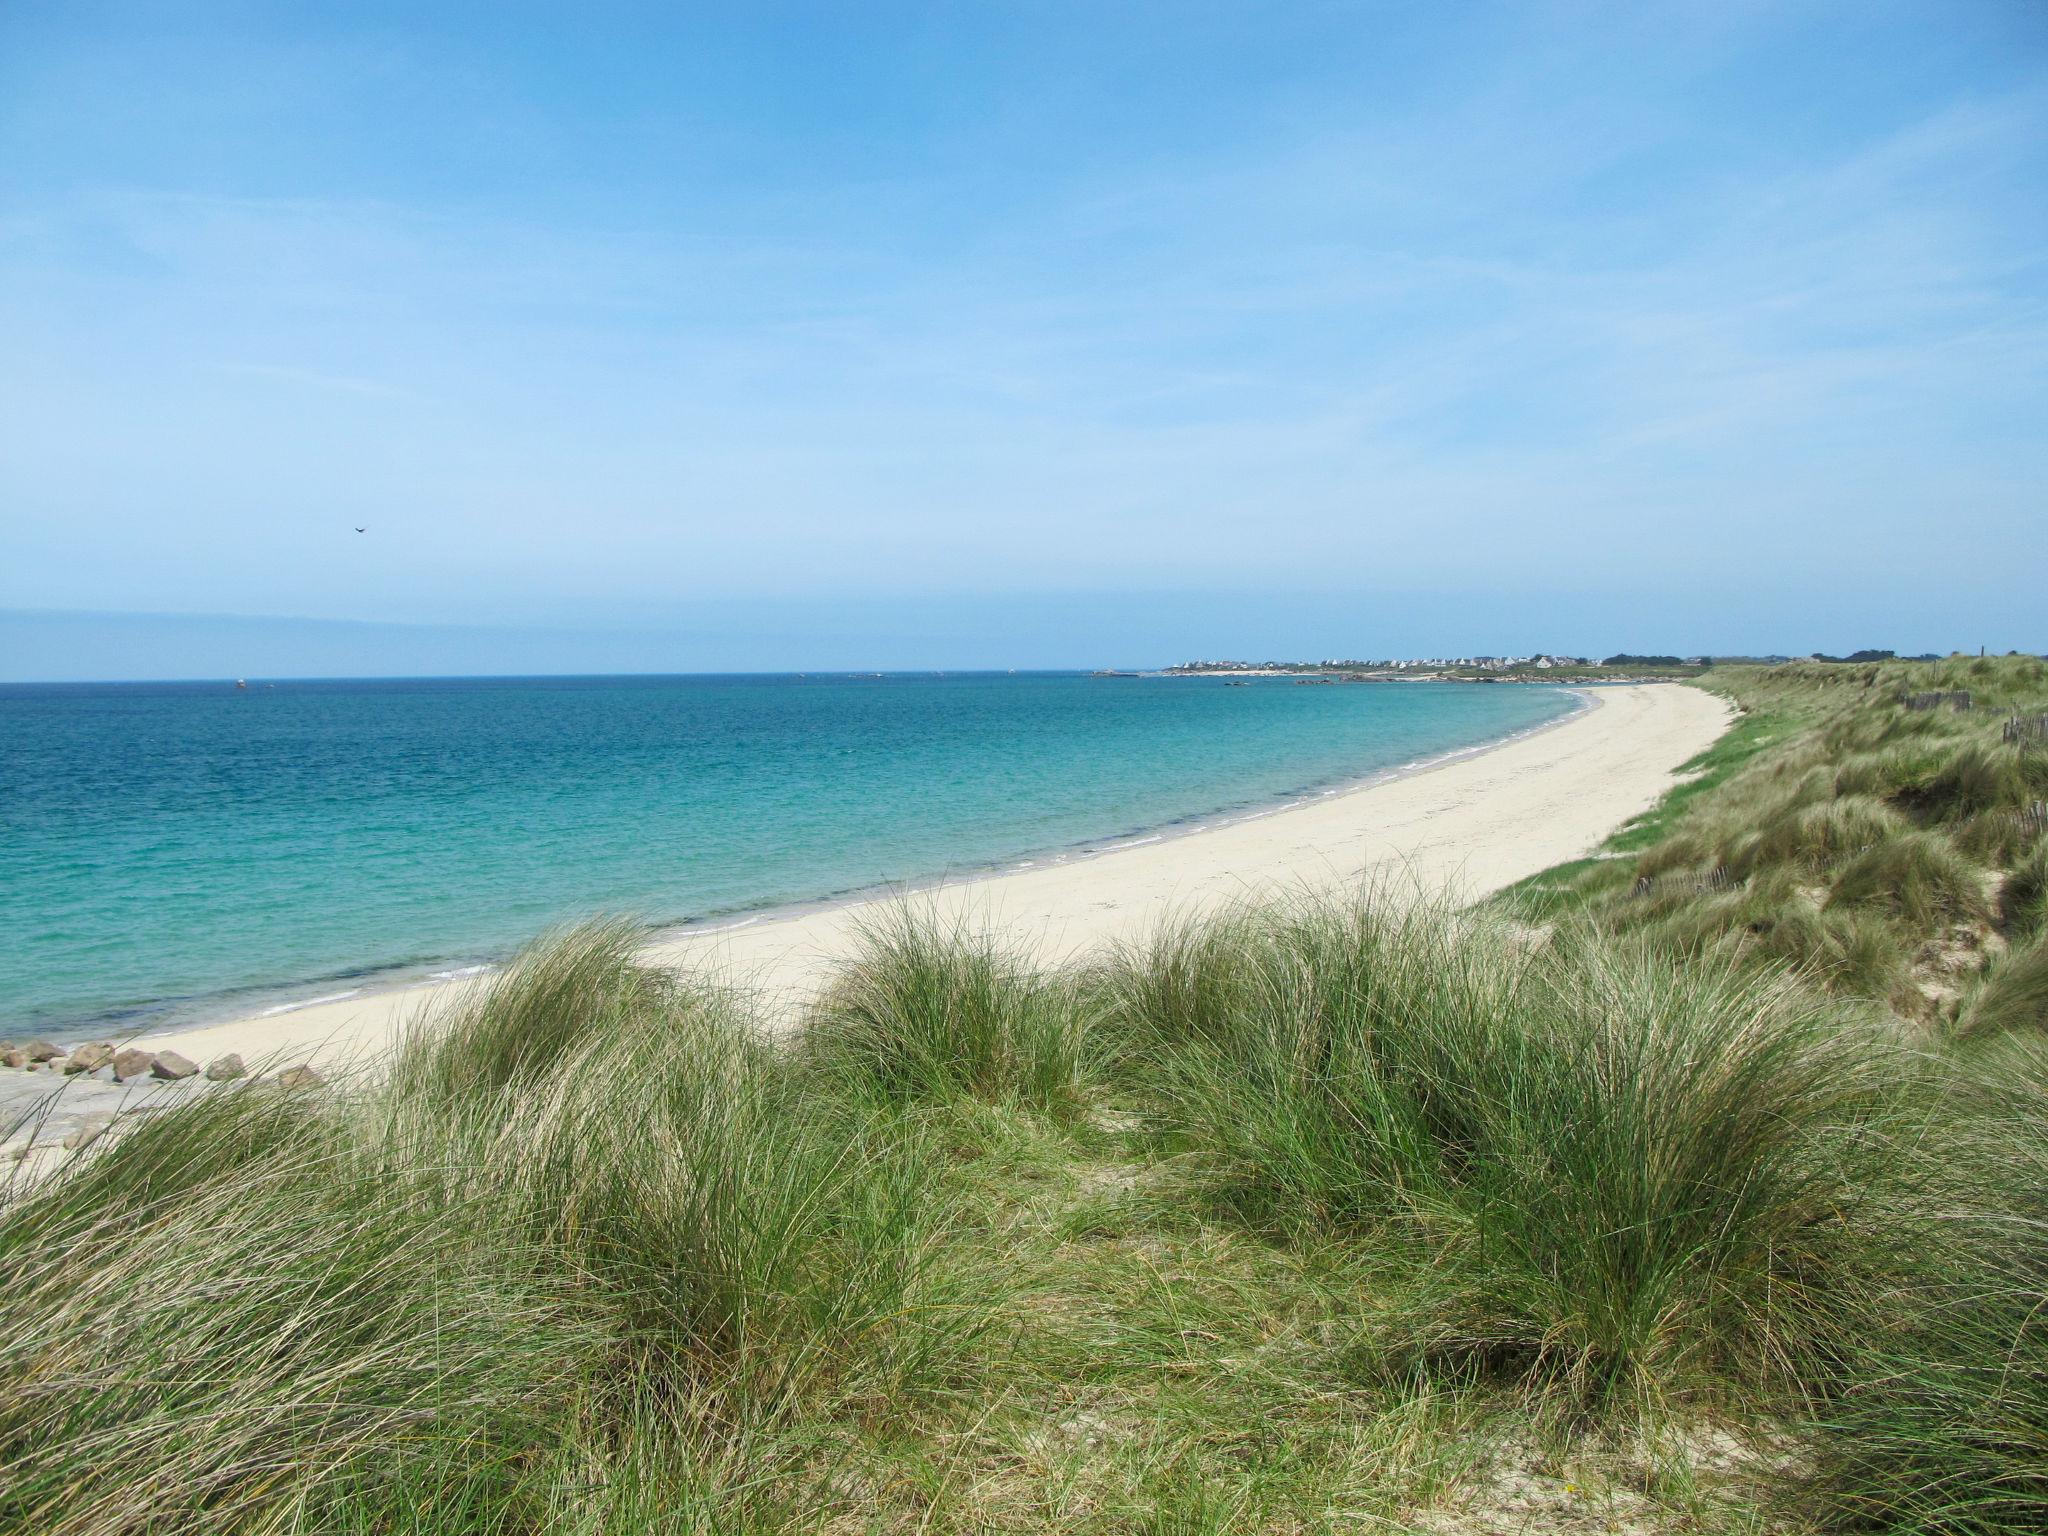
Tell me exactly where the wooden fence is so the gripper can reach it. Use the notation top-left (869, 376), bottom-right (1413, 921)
top-left (1902, 690), bottom-right (1973, 712)
top-left (1633, 866), bottom-right (1733, 899)
top-left (2004, 714), bottom-right (2048, 744)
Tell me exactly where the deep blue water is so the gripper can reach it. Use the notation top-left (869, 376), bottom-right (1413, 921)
top-left (0, 673), bottom-right (1576, 1033)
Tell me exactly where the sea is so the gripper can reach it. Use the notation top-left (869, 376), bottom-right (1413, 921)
top-left (0, 672), bottom-right (1579, 1036)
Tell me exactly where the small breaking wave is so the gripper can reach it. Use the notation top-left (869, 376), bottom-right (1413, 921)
top-left (257, 989), bottom-right (363, 1018)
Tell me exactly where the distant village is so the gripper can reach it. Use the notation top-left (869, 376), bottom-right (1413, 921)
top-left (1149, 649), bottom-right (1961, 680)
top-left (1169, 654), bottom-right (1598, 673)
top-left (1156, 653), bottom-right (1719, 680)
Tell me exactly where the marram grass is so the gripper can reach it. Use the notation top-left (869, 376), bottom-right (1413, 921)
top-left (1, 929), bottom-right (1001, 1534)
top-left (8, 650), bottom-right (2048, 1533)
top-left (1801, 1031), bottom-right (2048, 1535)
top-left (799, 904), bottom-right (1099, 1116)
top-left (1500, 654), bottom-right (2048, 1031)
top-left (1094, 892), bottom-right (1922, 1416)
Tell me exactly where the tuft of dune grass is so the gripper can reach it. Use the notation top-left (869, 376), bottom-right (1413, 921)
top-left (799, 905), bottom-right (1099, 1116)
top-left (1731, 793), bottom-right (1908, 878)
top-left (1828, 831), bottom-right (1991, 930)
top-left (390, 915), bottom-right (657, 1103)
top-left (2001, 839), bottom-right (2048, 940)
top-left (1800, 1032), bottom-right (2048, 1533)
top-left (0, 1080), bottom-right (595, 1535)
top-left (0, 924), bottom-right (1005, 1534)
top-left (1961, 936), bottom-right (2048, 1037)
top-left (1099, 890), bottom-right (1919, 1417)
top-left (1918, 741), bottom-right (2048, 822)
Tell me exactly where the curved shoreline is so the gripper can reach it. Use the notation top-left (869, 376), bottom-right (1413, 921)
top-left (640, 687), bottom-right (1592, 950)
top-left (65, 682), bottom-right (1587, 1040)
top-left (123, 681), bottom-right (1732, 1070)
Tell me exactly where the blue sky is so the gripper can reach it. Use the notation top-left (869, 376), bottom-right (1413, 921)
top-left (2, 0), bottom-right (2044, 677)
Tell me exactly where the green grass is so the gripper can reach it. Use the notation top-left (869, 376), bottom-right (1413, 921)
top-left (1826, 830), bottom-right (1991, 929)
top-left (799, 905), bottom-right (1100, 1116)
top-left (1961, 936), bottom-right (2048, 1039)
top-left (2001, 840), bottom-right (2048, 939)
top-left (1801, 1033), bottom-right (2048, 1534)
top-left (6, 906), bottom-right (2045, 1533)
top-left (1096, 893), bottom-right (1920, 1420)
top-left (1604, 709), bottom-right (1790, 854)
top-left (1, 932), bottom-right (1000, 1534)
top-left (1726, 793), bottom-right (1909, 879)
top-left (0, 1083), bottom-right (591, 1533)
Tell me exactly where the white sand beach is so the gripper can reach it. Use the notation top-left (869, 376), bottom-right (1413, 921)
top-left (132, 682), bottom-right (1732, 1072)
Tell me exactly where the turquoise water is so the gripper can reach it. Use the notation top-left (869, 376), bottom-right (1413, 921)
top-left (0, 673), bottom-right (1576, 1034)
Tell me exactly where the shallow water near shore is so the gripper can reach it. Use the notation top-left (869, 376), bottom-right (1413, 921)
top-left (0, 673), bottom-right (1575, 1034)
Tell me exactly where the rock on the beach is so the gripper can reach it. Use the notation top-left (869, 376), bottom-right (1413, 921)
top-left (276, 1065), bottom-right (322, 1091)
top-left (111, 1048), bottom-right (159, 1082)
top-left (206, 1054), bottom-right (247, 1081)
top-left (0, 1048), bottom-right (25, 1069)
top-left (63, 1113), bottom-right (114, 1151)
top-left (152, 1051), bottom-right (199, 1080)
top-left (25, 1041), bottom-right (62, 1062)
top-left (65, 1043), bottom-right (114, 1075)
